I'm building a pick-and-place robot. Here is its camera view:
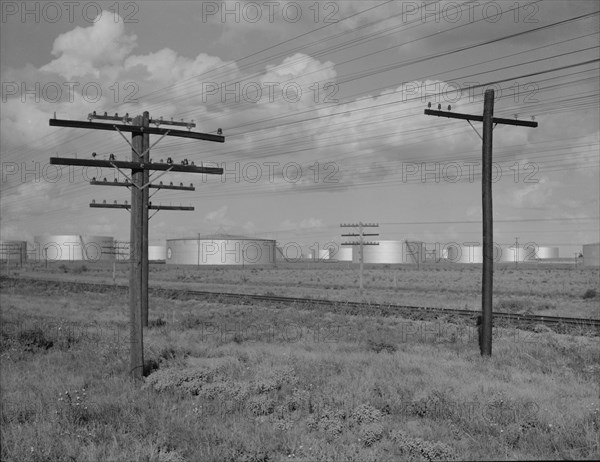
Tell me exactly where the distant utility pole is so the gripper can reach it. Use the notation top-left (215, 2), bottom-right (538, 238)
top-left (514, 237), bottom-right (519, 268)
top-left (49, 112), bottom-right (224, 379)
top-left (340, 222), bottom-right (379, 293)
top-left (424, 91), bottom-right (538, 356)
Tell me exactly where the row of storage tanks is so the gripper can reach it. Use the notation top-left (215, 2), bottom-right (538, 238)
top-left (1, 236), bottom-right (599, 266)
top-left (0, 236), bottom-right (166, 263)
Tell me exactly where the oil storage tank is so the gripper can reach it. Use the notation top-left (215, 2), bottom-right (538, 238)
top-left (148, 245), bottom-right (166, 262)
top-left (34, 235), bottom-right (114, 262)
top-left (403, 241), bottom-right (425, 263)
top-left (331, 246), bottom-right (352, 261)
top-left (500, 246), bottom-right (532, 263)
top-left (444, 244), bottom-right (484, 263)
top-left (583, 243), bottom-right (600, 266)
top-left (534, 246), bottom-right (559, 260)
top-left (352, 241), bottom-right (403, 264)
top-left (166, 234), bottom-right (276, 265)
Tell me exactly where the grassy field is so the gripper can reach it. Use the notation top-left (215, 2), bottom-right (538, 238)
top-left (1, 270), bottom-right (599, 461)
top-left (7, 259), bottom-right (600, 318)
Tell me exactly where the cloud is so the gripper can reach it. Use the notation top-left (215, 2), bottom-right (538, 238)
top-left (204, 205), bottom-right (229, 224)
top-left (280, 217), bottom-right (324, 231)
top-left (41, 11), bottom-right (137, 79)
top-left (509, 178), bottom-right (553, 209)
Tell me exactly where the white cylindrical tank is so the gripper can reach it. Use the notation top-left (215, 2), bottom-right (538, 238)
top-left (166, 234), bottom-right (276, 265)
top-left (501, 246), bottom-right (528, 263)
top-left (317, 249), bottom-right (330, 261)
top-left (403, 241), bottom-right (424, 263)
top-left (0, 241), bottom-right (27, 262)
top-left (444, 244), bottom-right (483, 263)
top-left (583, 243), bottom-right (600, 266)
top-left (500, 245), bottom-right (544, 263)
top-left (148, 245), bottom-right (166, 261)
top-left (34, 235), bottom-right (114, 261)
top-left (535, 247), bottom-right (559, 259)
top-left (331, 246), bottom-right (352, 261)
top-left (443, 243), bottom-right (508, 263)
top-left (352, 241), bottom-right (403, 264)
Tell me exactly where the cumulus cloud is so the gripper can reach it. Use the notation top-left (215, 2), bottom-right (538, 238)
top-left (41, 12), bottom-right (137, 79)
top-left (204, 205), bottom-right (229, 224)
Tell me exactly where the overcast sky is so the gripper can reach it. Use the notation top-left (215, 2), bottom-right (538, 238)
top-left (1, 0), bottom-right (598, 256)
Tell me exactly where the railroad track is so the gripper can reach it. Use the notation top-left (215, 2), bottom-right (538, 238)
top-left (2, 276), bottom-right (599, 332)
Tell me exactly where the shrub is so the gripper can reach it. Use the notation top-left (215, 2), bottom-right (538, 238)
top-left (72, 264), bottom-right (88, 274)
top-left (360, 422), bottom-right (384, 446)
top-left (18, 328), bottom-right (53, 351)
top-left (391, 430), bottom-right (457, 461)
top-left (582, 289), bottom-right (597, 299)
top-left (367, 339), bottom-right (397, 354)
top-left (144, 367), bottom-right (216, 394)
top-left (349, 404), bottom-right (383, 426)
top-left (149, 317), bottom-right (167, 328)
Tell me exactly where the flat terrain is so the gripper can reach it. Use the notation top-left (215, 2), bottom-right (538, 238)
top-left (1, 263), bottom-right (599, 461)
top-left (8, 260), bottom-right (600, 318)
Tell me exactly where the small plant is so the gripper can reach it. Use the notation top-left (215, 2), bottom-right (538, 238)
top-left (149, 317), bottom-right (167, 328)
top-left (367, 339), bottom-right (397, 354)
top-left (18, 328), bottom-right (53, 351)
top-left (56, 388), bottom-right (94, 425)
top-left (582, 289), bottom-right (597, 299)
top-left (72, 264), bottom-right (88, 274)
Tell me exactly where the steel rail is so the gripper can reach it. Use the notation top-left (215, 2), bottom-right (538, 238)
top-left (2, 276), bottom-right (598, 331)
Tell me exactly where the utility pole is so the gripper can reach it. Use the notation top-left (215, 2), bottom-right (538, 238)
top-left (424, 92), bottom-right (538, 356)
top-left (340, 222), bottom-right (379, 293)
top-left (49, 112), bottom-right (224, 379)
top-left (514, 237), bottom-right (519, 268)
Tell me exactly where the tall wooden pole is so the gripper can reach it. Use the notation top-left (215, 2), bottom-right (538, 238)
top-left (481, 89), bottom-right (494, 356)
top-left (424, 95), bottom-right (537, 356)
top-left (129, 114), bottom-right (144, 379)
top-left (141, 111), bottom-right (150, 327)
top-left (359, 222), bottom-right (364, 293)
top-left (48, 114), bottom-right (224, 381)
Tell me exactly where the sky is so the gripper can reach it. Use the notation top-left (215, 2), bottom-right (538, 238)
top-left (1, 0), bottom-right (599, 258)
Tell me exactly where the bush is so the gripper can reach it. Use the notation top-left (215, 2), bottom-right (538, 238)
top-left (72, 264), bottom-right (88, 274)
top-left (148, 317), bottom-right (167, 328)
top-left (391, 430), bottom-right (457, 461)
top-left (582, 289), bottom-right (597, 299)
top-left (18, 328), bottom-right (53, 351)
top-left (367, 339), bottom-right (397, 354)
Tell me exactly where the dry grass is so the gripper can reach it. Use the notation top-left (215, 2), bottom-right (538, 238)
top-left (1, 277), bottom-right (599, 461)
top-left (10, 260), bottom-right (599, 319)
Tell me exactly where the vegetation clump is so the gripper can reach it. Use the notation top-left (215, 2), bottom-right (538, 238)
top-left (582, 288), bottom-right (597, 299)
top-left (391, 430), bottom-right (457, 461)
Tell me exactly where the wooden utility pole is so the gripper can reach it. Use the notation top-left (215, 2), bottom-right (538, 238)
top-left (129, 113), bottom-right (145, 377)
top-left (341, 222), bottom-right (379, 293)
top-left (481, 90), bottom-right (494, 356)
top-left (49, 112), bottom-right (224, 378)
top-left (424, 91), bottom-right (538, 356)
